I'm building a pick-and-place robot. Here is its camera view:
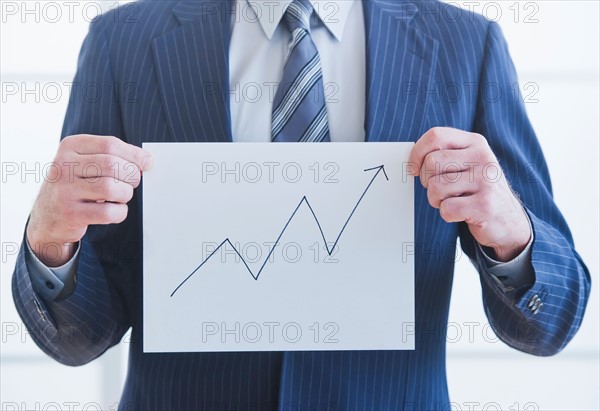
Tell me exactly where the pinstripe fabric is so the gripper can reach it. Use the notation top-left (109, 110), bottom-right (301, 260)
top-left (12, 1), bottom-right (590, 410)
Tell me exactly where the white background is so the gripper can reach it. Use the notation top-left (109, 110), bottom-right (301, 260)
top-left (1, 1), bottom-right (598, 409)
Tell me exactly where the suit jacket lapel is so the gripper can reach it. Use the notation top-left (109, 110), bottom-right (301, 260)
top-left (363, 0), bottom-right (439, 142)
top-left (151, 1), bottom-right (232, 143)
top-left (151, 0), bottom-right (438, 143)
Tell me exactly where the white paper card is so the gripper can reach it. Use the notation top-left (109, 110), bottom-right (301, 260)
top-left (143, 143), bottom-right (414, 352)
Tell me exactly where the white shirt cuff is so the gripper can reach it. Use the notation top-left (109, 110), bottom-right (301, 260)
top-left (476, 213), bottom-right (535, 291)
top-left (25, 238), bottom-right (80, 301)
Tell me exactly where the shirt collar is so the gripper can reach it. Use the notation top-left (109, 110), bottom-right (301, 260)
top-left (246, 0), bottom-right (356, 41)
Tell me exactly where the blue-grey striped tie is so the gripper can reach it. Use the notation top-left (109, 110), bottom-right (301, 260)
top-left (272, 0), bottom-right (330, 142)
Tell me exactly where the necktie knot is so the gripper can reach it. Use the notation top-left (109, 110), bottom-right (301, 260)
top-left (282, 0), bottom-right (314, 33)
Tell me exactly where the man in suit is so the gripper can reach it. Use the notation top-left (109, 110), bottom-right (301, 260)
top-left (13, 0), bottom-right (590, 410)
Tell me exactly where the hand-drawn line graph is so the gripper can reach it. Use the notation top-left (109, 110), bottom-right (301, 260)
top-left (170, 165), bottom-right (390, 297)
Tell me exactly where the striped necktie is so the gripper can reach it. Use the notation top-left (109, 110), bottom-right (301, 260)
top-left (272, 0), bottom-right (331, 143)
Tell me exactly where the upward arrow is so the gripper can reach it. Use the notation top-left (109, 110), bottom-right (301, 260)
top-left (326, 165), bottom-right (389, 253)
top-left (170, 165), bottom-right (390, 297)
top-left (364, 165), bottom-right (389, 181)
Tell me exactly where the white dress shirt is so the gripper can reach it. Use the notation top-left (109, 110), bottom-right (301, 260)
top-left (229, 0), bottom-right (365, 142)
top-left (26, 0), bottom-right (533, 300)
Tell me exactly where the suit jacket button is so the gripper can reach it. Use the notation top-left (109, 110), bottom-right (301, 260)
top-left (527, 294), bottom-right (539, 309)
top-left (527, 294), bottom-right (542, 314)
top-left (33, 299), bottom-right (47, 322)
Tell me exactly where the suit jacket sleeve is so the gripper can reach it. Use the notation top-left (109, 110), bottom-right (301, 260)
top-left (460, 21), bottom-right (591, 356)
top-left (11, 17), bottom-right (130, 366)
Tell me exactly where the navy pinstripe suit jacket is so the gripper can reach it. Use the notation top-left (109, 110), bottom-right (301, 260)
top-left (13, 1), bottom-right (591, 410)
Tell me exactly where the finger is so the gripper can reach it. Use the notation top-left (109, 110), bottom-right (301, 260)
top-left (419, 149), bottom-right (472, 188)
top-left (427, 171), bottom-right (479, 209)
top-left (77, 202), bottom-right (129, 226)
top-left (438, 195), bottom-right (487, 224)
top-left (77, 177), bottom-right (134, 204)
top-left (73, 154), bottom-right (142, 188)
top-left (63, 135), bottom-right (153, 172)
top-left (408, 127), bottom-right (483, 177)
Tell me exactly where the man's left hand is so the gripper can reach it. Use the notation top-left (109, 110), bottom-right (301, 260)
top-left (408, 127), bottom-right (531, 262)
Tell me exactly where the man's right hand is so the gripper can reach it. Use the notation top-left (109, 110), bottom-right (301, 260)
top-left (26, 135), bottom-right (154, 267)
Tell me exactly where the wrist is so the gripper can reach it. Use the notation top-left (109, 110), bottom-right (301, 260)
top-left (490, 198), bottom-right (532, 262)
top-left (490, 221), bottom-right (532, 262)
top-left (26, 225), bottom-right (77, 267)
top-left (491, 239), bottom-right (529, 262)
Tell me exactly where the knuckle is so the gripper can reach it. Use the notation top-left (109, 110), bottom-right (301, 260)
top-left (97, 204), bottom-right (119, 224)
top-left (113, 204), bottom-right (129, 223)
top-left (98, 207), bottom-right (113, 224)
top-left (443, 153), bottom-right (458, 168)
top-left (99, 155), bottom-right (117, 173)
top-left (428, 179), bottom-right (441, 196)
top-left (124, 184), bottom-right (135, 202)
top-left (439, 202), bottom-right (447, 218)
top-left (427, 127), bottom-right (447, 148)
top-left (476, 149), bottom-right (494, 166)
top-left (439, 202), bottom-right (452, 221)
top-left (81, 162), bottom-right (101, 178)
top-left (426, 186), bottom-right (440, 208)
top-left (424, 152), bottom-right (437, 170)
top-left (95, 178), bottom-right (114, 199)
top-left (438, 150), bottom-right (451, 164)
top-left (88, 203), bottom-right (128, 224)
top-left (61, 134), bottom-right (87, 153)
top-left (102, 136), bottom-right (121, 154)
top-left (59, 135), bottom-right (77, 149)
top-left (53, 156), bottom-right (69, 174)
top-left (131, 149), bottom-right (145, 168)
top-left (128, 163), bottom-right (143, 185)
top-left (440, 201), bottom-right (454, 222)
top-left (53, 147), bottom-right (71, 162)
top-left (472, 133), bottom-right (488, 148)
top-left (429, 127), bottom-right (444, 141)
top-left (445, 171), bottom-right (461, 184)
top-left (129, 174), bottom-right (142, 188)
top-left (53, 151), bottom-right (65, 164)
